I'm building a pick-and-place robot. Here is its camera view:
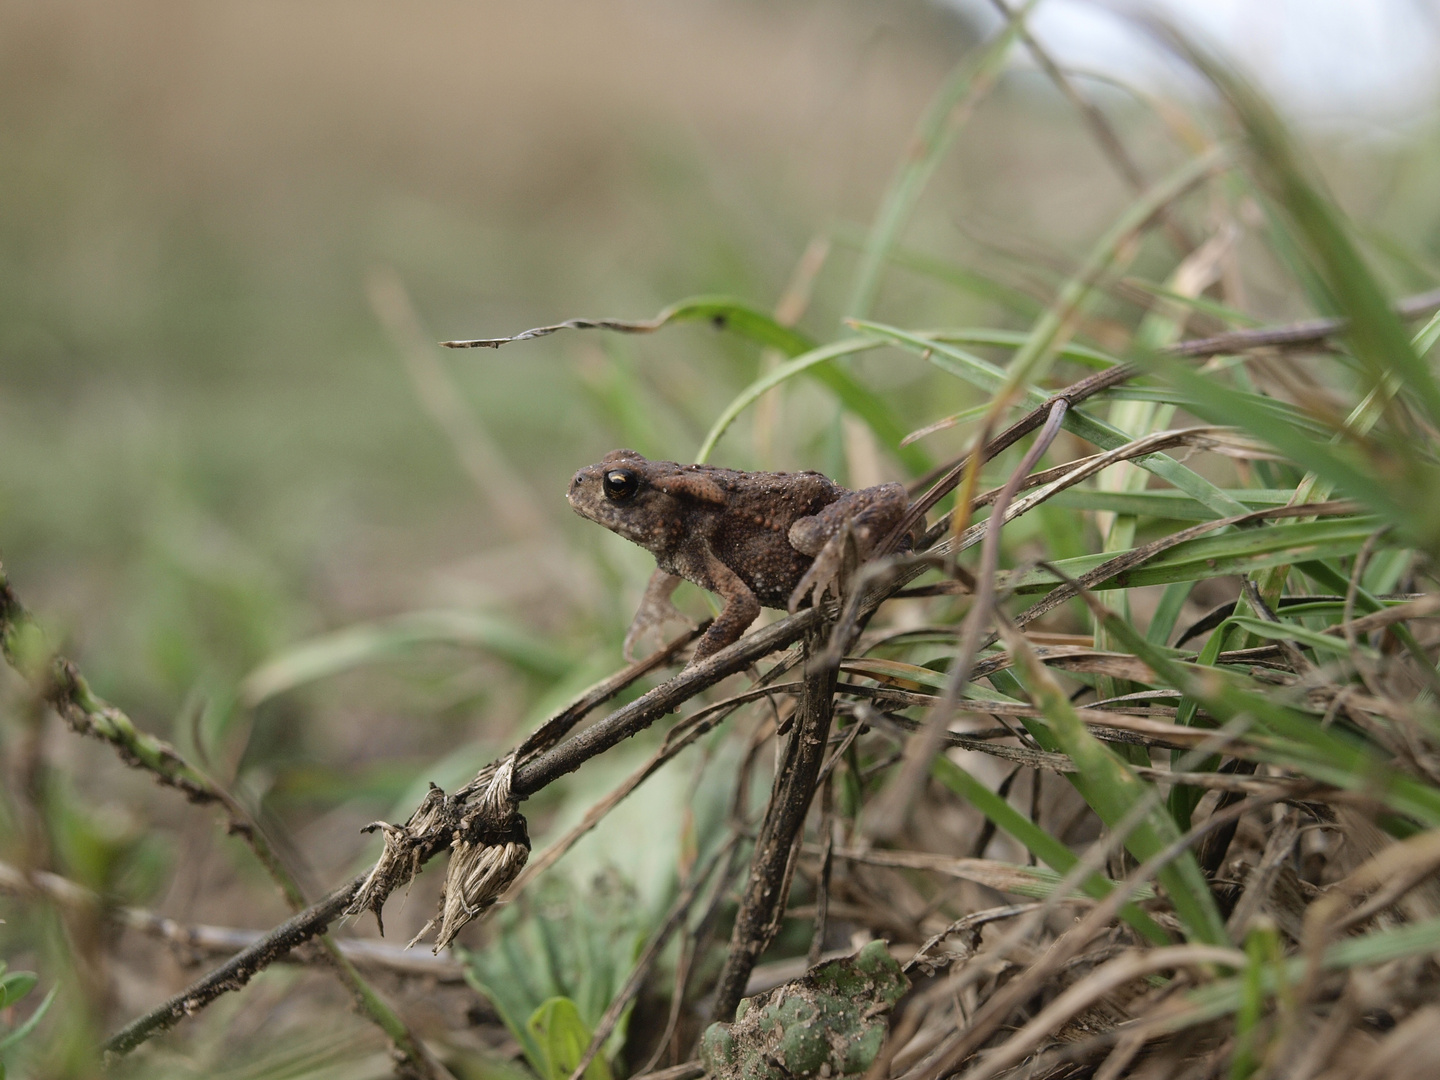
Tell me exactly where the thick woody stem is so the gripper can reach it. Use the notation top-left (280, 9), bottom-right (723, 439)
top-left (710, 626), bottom-right (839, 1022)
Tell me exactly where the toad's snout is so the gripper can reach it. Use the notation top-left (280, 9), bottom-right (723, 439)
top-left (566, 469), bottom-right (589, 510)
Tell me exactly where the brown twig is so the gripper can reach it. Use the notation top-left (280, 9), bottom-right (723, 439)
top-left (918, 788), bottom-right (1297, 1080)
top-left (1170, 284), bottom-right (1440, 356)
top-left (101, 878), bottom-right (366, 1058)
top-left (508, 679), bottom-right (795, 895)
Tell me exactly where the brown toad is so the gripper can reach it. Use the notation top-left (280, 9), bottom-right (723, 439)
top-left (567, 450), bottom-right (912, 667)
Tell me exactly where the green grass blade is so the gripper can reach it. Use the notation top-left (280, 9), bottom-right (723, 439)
top-left (1002, 628), bottom-right (1228, 944)
top-left (931, 755), bottom-right (1169, 944)
top-left (828, 227), bottom-right (1044, 318)
top-left (853, 321), bottom-right (1251, 519)
top-left (1148, 580), bottom-right (1196, 646)
top-left (1003, 516), bottom-right (1384, 594)
top-left (1166, 912), bottom-right (1440, 1035)
top-left (693, 337), bottom-right (881, 463)
top-left (805, 362), bottom-right (934, 475)
top-left (846, 2), bottom-right (1037, 319)
top-left (1091, 601), bottom-right (1440, 827)
top-left (1168, 33), bottom-right (1440, 430)
top-left (0, 986), bottom-right (56, 1054)
top-left (1045, 488), bottom-right (1294, 522)
top-left (926, 328), bottom-right (1122, 369)
top-left (989, 147), bottom-right (1225, 407)
top-left (242, 610), bottom-right (573, 704)
top-left (1223, 614), bottom-right (1377, 660)
top-left (1142, 354), bottom-right (1418, 530)
top-left (646, 294), bottom-right (815, 356)
top-left (1122, 279), bottom-right (1261, 327)
top-left (1413, 308), bottom-right (1440, 357)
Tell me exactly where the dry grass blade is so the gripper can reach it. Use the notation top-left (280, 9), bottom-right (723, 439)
top-left (957, 945), bottom-right (1245, 1080)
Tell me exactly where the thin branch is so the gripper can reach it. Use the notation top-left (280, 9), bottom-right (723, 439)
top-left (101, 878), bottom-right (364, 1058)
top-left (1170, 284), bottom-right (1440, 356)
top-left (511, 613), bottom-right (821, 797)
top-left (508, 680), bottom-right (791, 895)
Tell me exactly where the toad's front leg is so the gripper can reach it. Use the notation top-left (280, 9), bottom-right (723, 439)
top-left (623, 570), bottom-right (698, 662)
top-left (787, 482), bottom-right (911, 613)
top-left (687, 549), bottom-right (761, 669)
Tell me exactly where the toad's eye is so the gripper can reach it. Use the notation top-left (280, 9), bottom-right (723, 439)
top-left (602, 468), bottom-right (640, 501)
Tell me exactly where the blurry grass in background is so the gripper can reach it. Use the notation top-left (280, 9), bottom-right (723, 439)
top-left (3, 0), bottom-right (1440, 1077)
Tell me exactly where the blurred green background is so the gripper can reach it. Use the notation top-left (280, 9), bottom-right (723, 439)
top-left (4, 0), bottom-right (1440, 1074)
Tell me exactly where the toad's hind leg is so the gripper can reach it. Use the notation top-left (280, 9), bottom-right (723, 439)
top-left (787, 482), bottom-right (910, 614)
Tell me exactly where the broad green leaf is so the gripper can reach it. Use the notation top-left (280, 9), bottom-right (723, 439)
top-left (0, 972), bottom-right (36, 1010)
top-left (528, 997), bottom-right (612, 1080)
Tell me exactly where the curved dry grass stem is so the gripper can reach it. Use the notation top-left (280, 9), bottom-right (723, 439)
top-left (958, 944), bottom-right (1246, 1080)
top-left (865, 399), bottom-right (1069, 841)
